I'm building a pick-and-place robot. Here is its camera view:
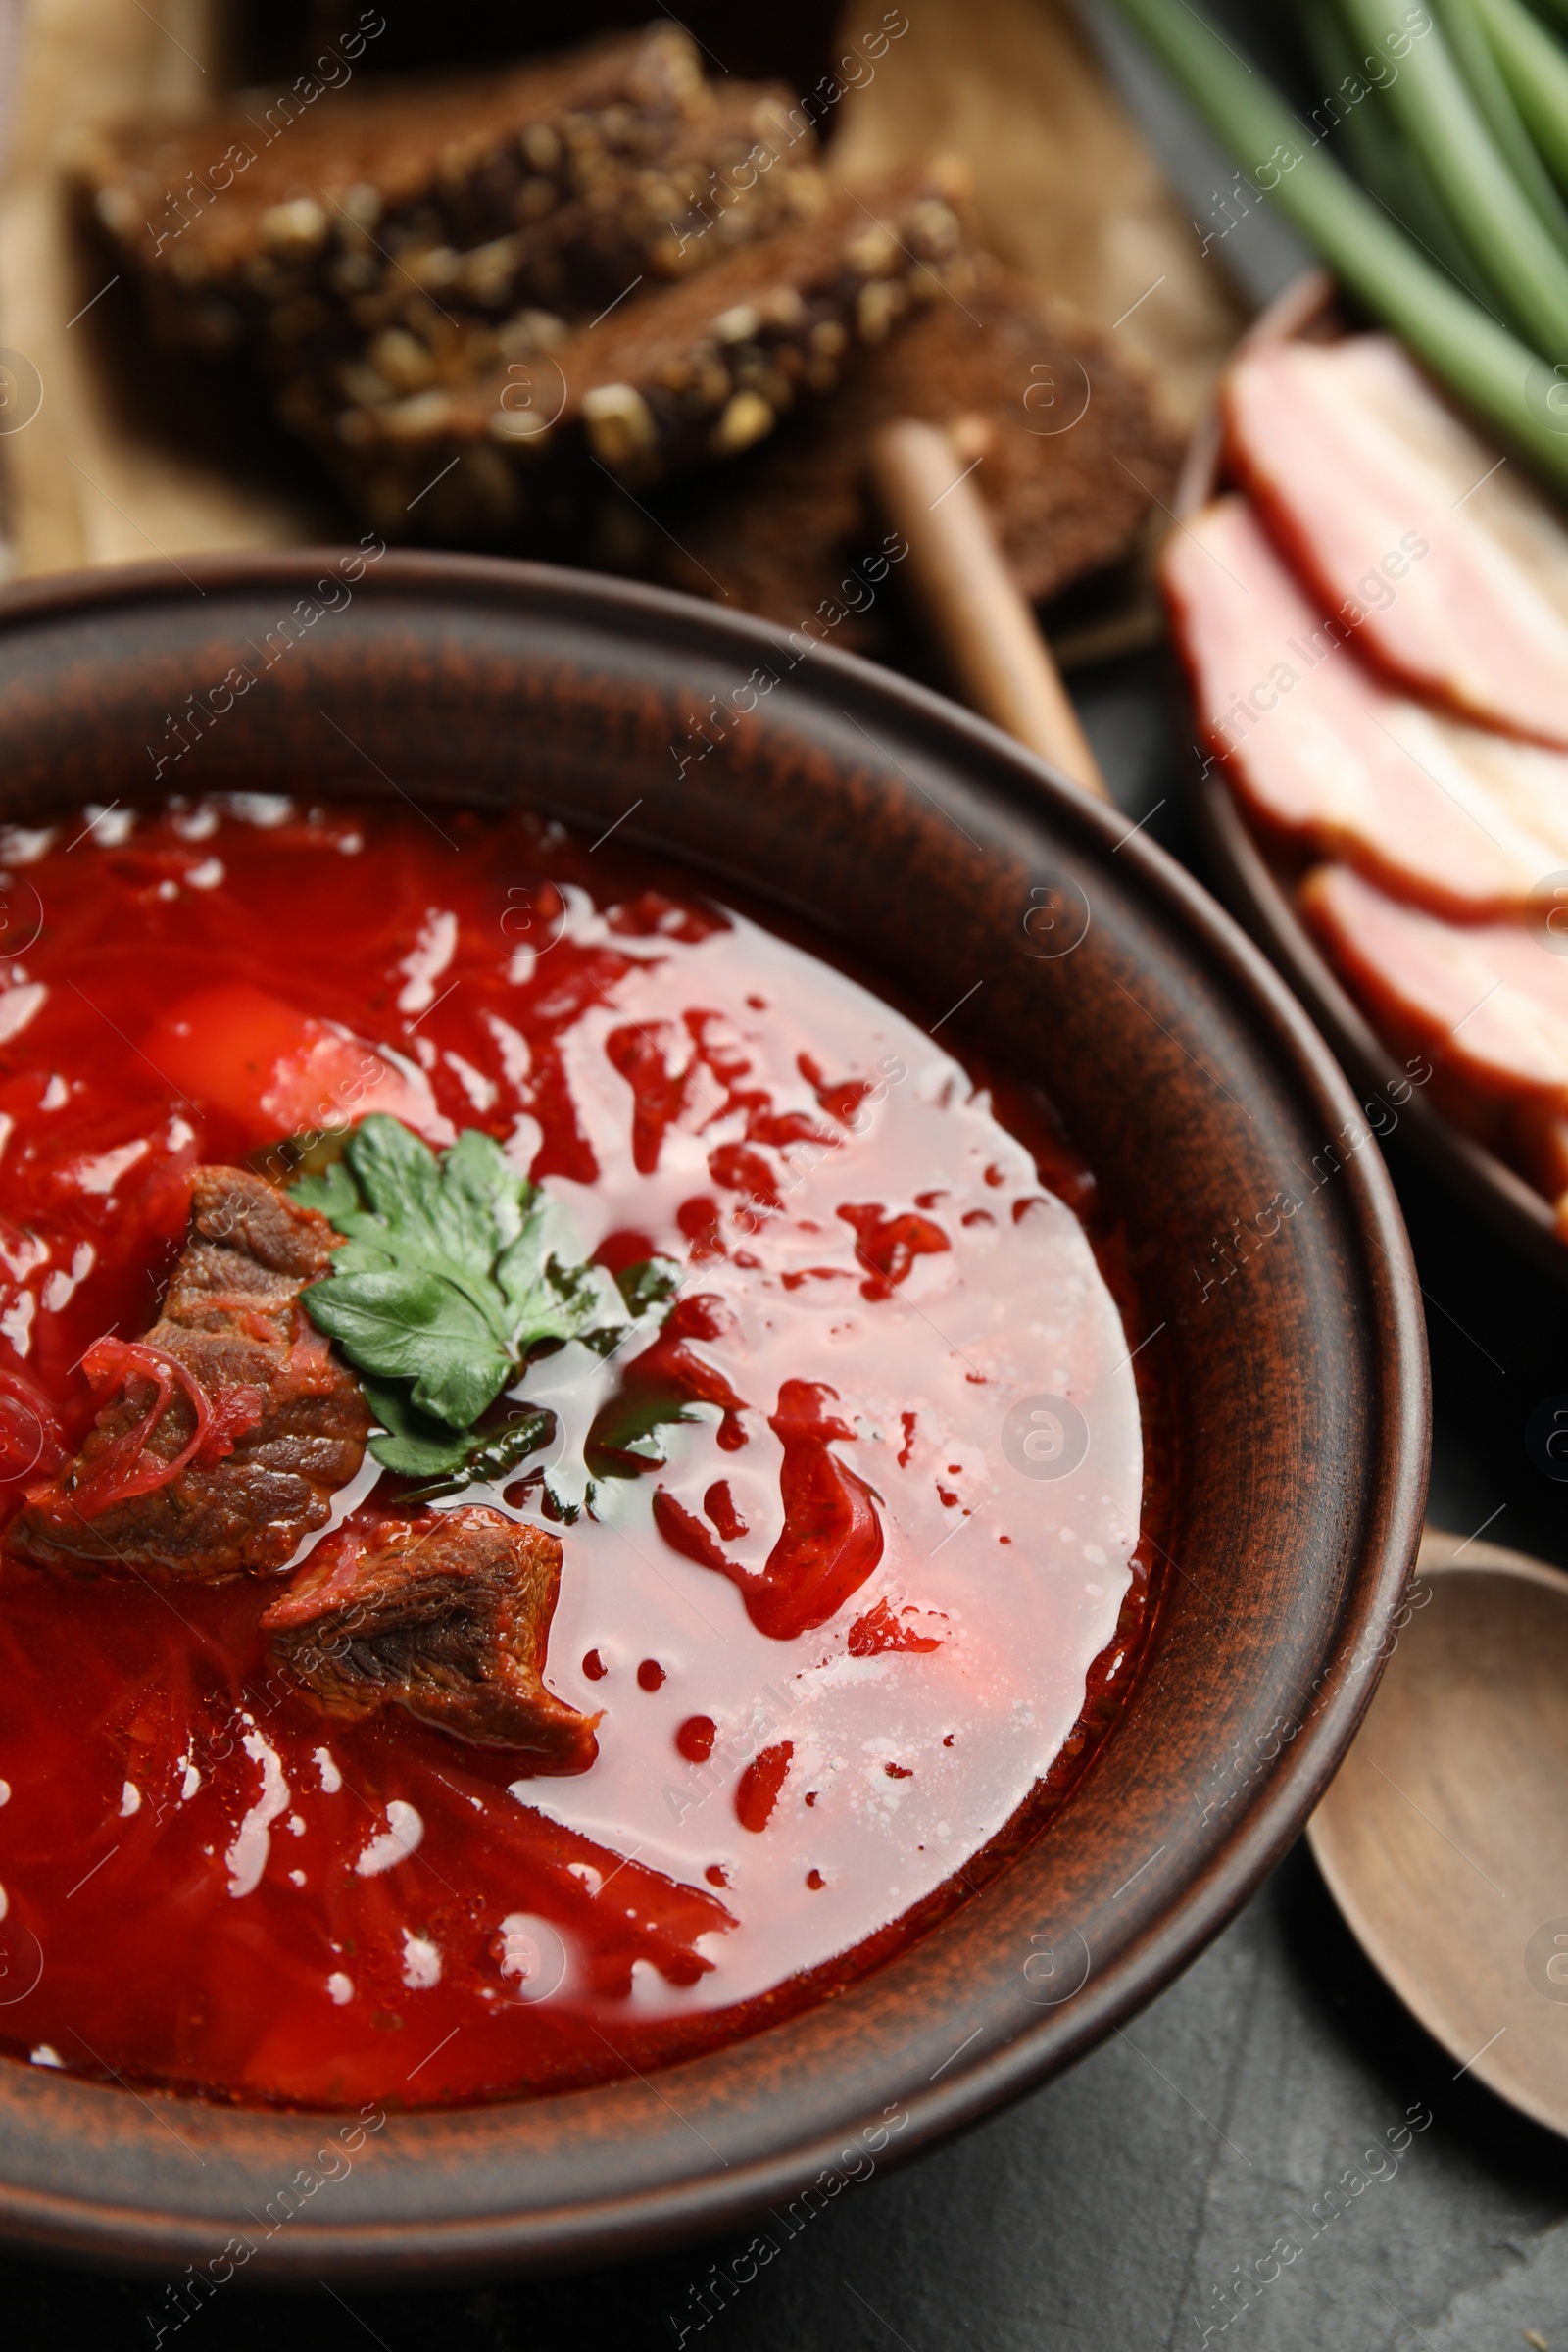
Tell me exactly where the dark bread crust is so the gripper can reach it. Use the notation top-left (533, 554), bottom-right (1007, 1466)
top-left (652, 258), bottom-right (1182, 643)
top-left (263, 1506), bottom-right (599, 1766)
top-left (8, 1169), bottom-right (369, 1583)
top-left (289, 164), bottom-right (973, 538)
top-left (77, 27), bottom-right (822, 358)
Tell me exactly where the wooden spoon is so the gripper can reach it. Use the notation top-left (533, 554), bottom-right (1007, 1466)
top-left (1309, 1527), bottom-right (1568, 2134)
top-left (866, 416), bottom-right (1112, 802)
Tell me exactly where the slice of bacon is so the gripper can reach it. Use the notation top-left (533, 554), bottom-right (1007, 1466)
top-left (1222, 335), bottom-right (1568, 746)
top-left (1163, 497), bottom-right (1568, 918)
top-left (1299, 862), bottom-right (1568, 1103)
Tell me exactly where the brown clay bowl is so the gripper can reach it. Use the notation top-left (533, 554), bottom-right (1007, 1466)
top-left (1177, 270), bottom-right (1568, 1280)
top-left (0, 550), bottom-right (1426, 2278)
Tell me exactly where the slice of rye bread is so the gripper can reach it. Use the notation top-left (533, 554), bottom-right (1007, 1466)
top-left (76, 24), bottom-right (824, 360)
top-left (637, 260), bottom-right (1181, 647)
top-left (281, 162), bottom-right (974, 539)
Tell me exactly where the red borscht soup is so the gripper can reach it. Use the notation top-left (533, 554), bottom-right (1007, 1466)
top-left (0, 796), bottom-right (1154, 2108)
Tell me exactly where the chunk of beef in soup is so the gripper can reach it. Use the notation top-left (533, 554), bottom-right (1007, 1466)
top-left (262, 1506), bottom-right (600, 1769)
top-left (9, 1169), bottom-right (369, 1580)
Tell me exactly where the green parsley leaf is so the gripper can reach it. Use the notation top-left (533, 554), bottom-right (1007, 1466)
top-left (304, 1266), bottom-right (512, 1428)
top-left (292, 1114), bottom-right (660, 1502)
top-left (296, 1114), bottom-right (625, 1426)
top-left (585, 1380), bottom-right (696, 1478)
top-left (361, 1382), bottom-right (486, 1479)
top-left (615, 1256), bottom-right (683, 1316)
top-left (290, 1158), bottom-right (360, 1224)
top-left (363, 1382), bottom-right (558, 1497)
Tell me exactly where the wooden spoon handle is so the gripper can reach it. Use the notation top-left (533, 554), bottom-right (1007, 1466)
top-left (866, 416), bottom-right (1112, 804)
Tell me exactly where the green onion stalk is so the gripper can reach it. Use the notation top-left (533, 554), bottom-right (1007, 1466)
top-left (1106, 0), bottom-right (1568, 497)
top-left (1339, 0), bottom-right (1568, 344)
top-left (1430, 0), bottom-right (1568, 250)
top-left (1527, 0), bottom-right (1568, 42)
top-left (1468, 0), bottom-right (1568, 199)
top-left (1300, 2), bottom-right (1491, 299)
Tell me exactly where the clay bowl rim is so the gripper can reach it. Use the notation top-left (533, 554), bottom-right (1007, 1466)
top-left (1176, 267), bottom-right (1568, 1281)
top-left (0, 549), bottom-right (1428, 2279)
